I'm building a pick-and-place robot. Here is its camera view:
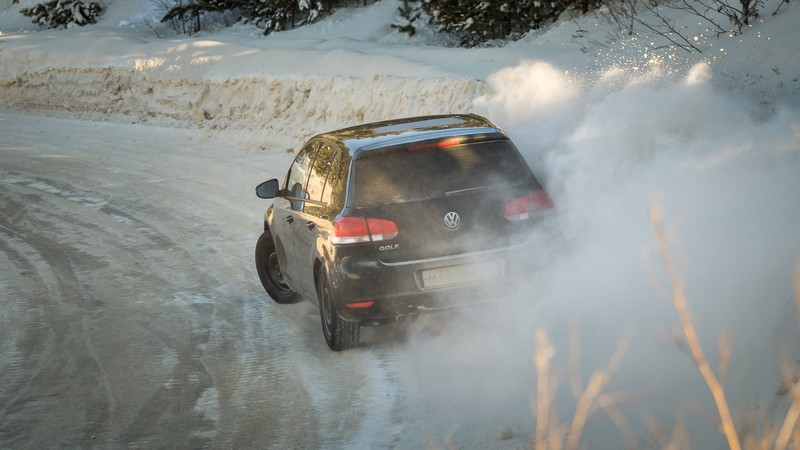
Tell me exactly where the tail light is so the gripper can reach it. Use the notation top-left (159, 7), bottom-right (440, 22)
top-left (408, 138), bottom-right (464, 152)
top-left (345, 301), bottom-right (374, 309)
top-left (366, 218), bottom-right (400, 241)
top-left (504, 189), bottom-right (553, 221)
top-left (332, 217), bottom-right (399, 245)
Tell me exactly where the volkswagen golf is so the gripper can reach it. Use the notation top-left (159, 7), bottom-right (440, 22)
top-left (255, 114), bottom-right (552, 350)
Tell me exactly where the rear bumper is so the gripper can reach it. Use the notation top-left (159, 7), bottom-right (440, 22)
top-left (327, 245), bottom-right (531, 323)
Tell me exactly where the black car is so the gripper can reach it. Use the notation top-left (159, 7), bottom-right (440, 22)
top-left (255, 114), bottom-right (552, 350)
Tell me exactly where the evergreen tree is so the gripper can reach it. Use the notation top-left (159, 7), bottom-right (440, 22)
top-left (13, 0), bottom-right (103, 29)
top-left (391, 0), bottom-right (421, 36)
top-left (419, 0), bottom-right (600, 46)
top-left (160, 0), bottom-right (325, 35)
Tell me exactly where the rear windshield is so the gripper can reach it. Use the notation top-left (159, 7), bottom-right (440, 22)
top-left (349, 140), bottom-right (537, 207)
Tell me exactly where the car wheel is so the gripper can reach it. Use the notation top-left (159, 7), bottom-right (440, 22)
top-left (318, 270), bottom-right (359, 351)
top-left (255, 231), bottom-right (298, 304)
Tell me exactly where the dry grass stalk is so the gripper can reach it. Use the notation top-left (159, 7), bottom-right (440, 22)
top-left (595, 393), bottom-right (638, 450)
top-left (644, 412), bottom-right (689, 450)
top-left (532, 326), bottom-right (634, 450)
top-left (566, 329), bottom-right (632, 450)
top-left (773, 262), bottom-right (800, 449)
top-left (533, 328), bottom-right (560, 450)
top-left (525, 197), bottom-right (799, 450)
top-left (774, 377), bottom-right (800, 449)
top-left (649, 195), bottom-right (742, 450)
top-left (794, 261), bottom-right (800, 349)
top-left (717, 331), bottom-right (735, 383)
top-left (567, 321), bottom-right (637, 449)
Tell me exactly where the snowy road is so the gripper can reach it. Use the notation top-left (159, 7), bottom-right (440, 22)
top-left (2, 0), bottom-right (800, 446)
top-left (0, 111), bottom-right (537, 449)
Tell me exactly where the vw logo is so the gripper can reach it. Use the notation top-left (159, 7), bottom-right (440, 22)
top-left (443, 211), bottom-right (461, 230)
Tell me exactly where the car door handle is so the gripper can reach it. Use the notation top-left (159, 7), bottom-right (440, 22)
top-left (285, 216), bottom-right (294, 224)
top-left (305, 221), bottom-right (315, 230)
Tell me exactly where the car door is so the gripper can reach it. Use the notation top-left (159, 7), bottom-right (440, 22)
top-left (272, 141), bottom-right (319, 288)
top-left (292, 142), bottom-right (342, 293)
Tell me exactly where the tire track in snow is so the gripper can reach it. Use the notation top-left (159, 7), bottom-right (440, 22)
top-left (0, 112), bottom-right (410, 448)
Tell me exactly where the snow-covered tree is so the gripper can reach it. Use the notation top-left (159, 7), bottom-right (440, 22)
top-left (414, 0), bottom-right (607, 46)
top-left (13, 0), bottom-right (103, 29)
top-left (391, 0), bottom-right (421, 36)
top-left (159, 0), bottom-right (325, 35)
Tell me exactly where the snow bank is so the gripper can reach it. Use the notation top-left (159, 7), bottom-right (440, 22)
top-left (0, 64), bottom-right (486, 147)
top-left (0, 31), bottom-right (488, 148)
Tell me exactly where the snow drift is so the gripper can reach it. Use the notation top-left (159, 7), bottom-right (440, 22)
top-left (0, 65), bottom-right (486, 148)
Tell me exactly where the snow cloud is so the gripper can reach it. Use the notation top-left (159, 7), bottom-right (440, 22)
top-left (474, 61), bottom-right (579, 125)
top-left (394, 60), bottom-right (800, 448)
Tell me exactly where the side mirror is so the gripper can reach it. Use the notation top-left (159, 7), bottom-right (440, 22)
top-left (256, 179), bottom-right (280, 199)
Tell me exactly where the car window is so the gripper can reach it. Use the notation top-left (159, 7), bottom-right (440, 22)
top-left (305, 144), bottom-right (348, 219)
top-left (306, 143), bottom-right (335, 203)
top-left (349, 140), bottom-right (537, 207)
top-left (285, 141), bottom-right (319, 211)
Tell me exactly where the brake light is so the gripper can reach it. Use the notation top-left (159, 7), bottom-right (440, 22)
top-left (504, 196), bottom-right (530, 221)
top-left (504, 189), bottom-right (553, 221)
top-left (408, 138), bottom-right (464, 152)
top-left (332, 217), bottom-right (399, 244)
top-left (366, 218), bottom-right (400, 242)
top-left (345, 301), bottom-right (374, 309)
top-left (332, 217), bottom-right (370, 244)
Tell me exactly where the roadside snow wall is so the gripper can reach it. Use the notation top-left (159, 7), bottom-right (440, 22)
top-left (0, 66), bottom-right (487, 147)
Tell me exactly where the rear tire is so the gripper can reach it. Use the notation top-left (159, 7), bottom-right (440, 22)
top-left (318, 271), bottom-right (359, 351)
top-left (255, 231), bottom-right (298, 304)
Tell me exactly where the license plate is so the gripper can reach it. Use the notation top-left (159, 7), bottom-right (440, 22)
top-left (420, 260), bottom-right (503, 288)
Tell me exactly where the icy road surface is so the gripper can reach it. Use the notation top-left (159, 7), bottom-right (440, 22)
top-left (0, 111), bottom-right (536, 449)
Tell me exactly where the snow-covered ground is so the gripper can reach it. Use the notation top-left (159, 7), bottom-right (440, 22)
top-left (1, 0), bottom-right (799, 448)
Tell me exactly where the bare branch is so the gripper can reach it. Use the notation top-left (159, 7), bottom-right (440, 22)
top-left (533, 328), bottom-right (558, 450)
top-left (637, 2), bottom-right (703, 52)
top-left (569, 320), bottom-right (583, 402)
top-left (717, 330), bottom-right (735, 382)
top-left (643, 413), bottom-right (669, 448)
top-left (774, 261), bottom-right (800, 449)
top-left (649, 195), bottom-right (742, 450)
top-left (794, 260), bottom-right (800, 340)
top-left (596, 394), bottom-right (639, 449)
top-left (566, 329), bottom-right (632, 450)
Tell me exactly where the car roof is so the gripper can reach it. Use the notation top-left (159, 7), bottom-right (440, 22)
top-left (312, 114), bottom-right (508, 158)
